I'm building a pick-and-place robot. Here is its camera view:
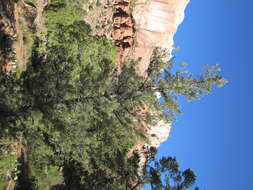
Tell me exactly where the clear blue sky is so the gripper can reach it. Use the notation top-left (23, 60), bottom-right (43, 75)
top-left (148, 0), bottom-right (253, 190)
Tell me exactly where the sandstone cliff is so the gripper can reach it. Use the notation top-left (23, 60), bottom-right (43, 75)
top-left (132, 0), bottom-right (189, 149)
top-left (130, 0), bottom-right (189, 176)
top-left (133, 0), bottom-right (189, 75)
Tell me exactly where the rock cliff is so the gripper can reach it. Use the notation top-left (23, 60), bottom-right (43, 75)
top-left (133, 0), bottom-right (189, 75)
top-left (130, 0), bottom-right (189, 175)
top-left (131, 0), bottom-right (189, 149)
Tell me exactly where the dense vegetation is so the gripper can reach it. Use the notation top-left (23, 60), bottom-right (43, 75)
top-left (0, 0), bottom-right (227, 189)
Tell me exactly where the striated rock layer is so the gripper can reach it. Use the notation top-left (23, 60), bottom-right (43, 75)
top-left (133, 0), bottom-right (189, 76)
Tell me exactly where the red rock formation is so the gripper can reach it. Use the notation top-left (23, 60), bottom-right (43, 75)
top-left (112, 0), bottom-right (135, 65)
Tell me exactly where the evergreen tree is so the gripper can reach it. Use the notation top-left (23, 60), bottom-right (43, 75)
top-left (144, 156), bottom-right (198, 190)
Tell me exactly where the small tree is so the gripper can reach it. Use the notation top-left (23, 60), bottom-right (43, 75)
top-left (144, 156), bottom-right (198, 190)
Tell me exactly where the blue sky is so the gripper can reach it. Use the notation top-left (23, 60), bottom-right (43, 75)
top-left (149, 0), bottom-right (253, 190)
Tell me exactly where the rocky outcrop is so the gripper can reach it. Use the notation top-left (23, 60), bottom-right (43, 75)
top-left (148, 120), bottom-right (172, 147)
top-left (133, 0), bottom-right (189, 75)
top-left (0, 1), bottom-right (16, 72)
top-left (112, 0), bottom-right (134, 65)
top-left (84, 0), bottom-right (114, 38)
top-left (0, 0), bottom-right (39, 72)
top-left (84, 0), bottom-right (135, 66)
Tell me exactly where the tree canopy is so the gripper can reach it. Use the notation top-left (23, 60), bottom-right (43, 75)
top-left (0, 0), bottom-right (227, 189)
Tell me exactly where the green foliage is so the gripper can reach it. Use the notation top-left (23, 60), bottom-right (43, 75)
top-left (145, 48), bottom-right (228, 119)
top-left (5, 5), bottom-right (139, 188)
top-left (0, 153), bottom-right (17, 176)
top-left (0, 44), bottom-right (227, 189)
top-left (0, 179), bottom-right (8, 190)
top-left (44, 0), bottom-right (87, 31)
top-left (38, 166), bottom-right (63, 190)
top-left (63, 153), bottom-right (140, 190)
top-left (0, 0), bottom-right (227, 188)
top-left (144, 156), bottom-right (198, 190)
top-left (0, 138), bottom-right (19, 190)
top-left (24, 0), bottom-right (37, 6)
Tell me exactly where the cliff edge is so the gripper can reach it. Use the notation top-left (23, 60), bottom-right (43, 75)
top-left (133, 0), bottom-right (189, 75)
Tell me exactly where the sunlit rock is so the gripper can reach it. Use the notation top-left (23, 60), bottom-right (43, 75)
top-left (130, 1), bottom-right (189, 173)
top-left (148, 119), bottom-right (172, 147)
top-left (133, 0), bottom-right (189, 75)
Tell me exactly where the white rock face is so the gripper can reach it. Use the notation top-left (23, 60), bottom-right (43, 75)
top-left (147, 120), bottom-right (172, 147)
top-left (130, 0), bottom-right (189, 177)
top-left (133, 0), bottom-right (189, 75)
top-left (132, 0), bottom-right (189, 147)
